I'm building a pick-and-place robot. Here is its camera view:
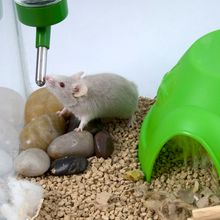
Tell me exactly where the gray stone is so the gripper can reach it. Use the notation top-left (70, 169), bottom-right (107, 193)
top-left (47, 131), bottom-right (94, 159)
top-left (14, 148), bottom-right (50, 177)
top-left (0, 149), bottom-right (13, 177)
top-left (0, 87), bottom-right (25, 130)
top-left (0, 117), bottom-right (19, 158)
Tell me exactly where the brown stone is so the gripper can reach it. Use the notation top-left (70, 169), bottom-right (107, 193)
top-left (19, 113), bottom-right (66, 151)
top-left (24, 88), bottom-right (63, 124)
top-left (94, 130), bottom-right (114, 159)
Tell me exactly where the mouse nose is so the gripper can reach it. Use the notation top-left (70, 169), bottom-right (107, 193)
top-left (45, 76), bottom-right (56, 87)
top-left (45, 76), bottom-right (50, 81)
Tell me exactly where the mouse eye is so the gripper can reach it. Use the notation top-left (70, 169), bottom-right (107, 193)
top-left (59, 82), bottom-right (65, 88)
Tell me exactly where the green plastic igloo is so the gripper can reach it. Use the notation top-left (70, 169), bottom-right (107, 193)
top-left (138, 30), bottom-right (220, 182)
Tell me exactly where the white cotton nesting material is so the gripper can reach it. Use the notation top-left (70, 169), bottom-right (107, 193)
top-left (0, 177), bottom-right (44, 220)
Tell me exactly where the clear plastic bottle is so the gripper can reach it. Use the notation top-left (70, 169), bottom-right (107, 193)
top-left (0, 0), bottom-right (26, 97)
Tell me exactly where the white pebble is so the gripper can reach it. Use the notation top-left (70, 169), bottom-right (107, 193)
top-left (15, 148), bottom-right (50, 177)
top-left (0, 87), bottom-right (25, 131)
top-left (0, 149), bottom-right (13, 176)
top-left (0, 117), bottom-right (19, 158)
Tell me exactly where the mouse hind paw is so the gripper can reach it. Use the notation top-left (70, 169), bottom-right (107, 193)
top-left (74, 117), bottom-right (90, 132)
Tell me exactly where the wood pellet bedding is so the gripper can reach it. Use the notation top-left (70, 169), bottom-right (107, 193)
top-left (26, 97), bottom-right (220, 220)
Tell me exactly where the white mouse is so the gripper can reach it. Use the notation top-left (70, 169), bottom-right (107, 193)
top-left (45, 72), bottom-right (139, 131)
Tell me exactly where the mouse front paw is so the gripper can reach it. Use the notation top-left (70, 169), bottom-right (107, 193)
top-left (56, 110), bottom-right (63, 117)
top-left (74, 127), bottom-right (83, 132)
top-left (56, 107), bottom-right (70, 118)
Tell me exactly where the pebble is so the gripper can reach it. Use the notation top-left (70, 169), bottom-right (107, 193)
top-left (0, 117), bottom-right (19, 158)
top-left (19, 113), bottom-right (66, 151)
top-left (14, 148), bottom-right (50, 177)
top-left (51, 156), bottom-right (88, 176)
top-left (94, 130), bottom-right (114, 159)
top-left (0, 87), bottom-right (25, 130)
top-left (47, 131), bottom-right (94, 159)
top-left (24, 88), bottom-right (63, 124)
top-left (0, 149), bottom-right (14, 176)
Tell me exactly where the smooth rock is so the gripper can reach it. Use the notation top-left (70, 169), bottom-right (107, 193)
top-left (47, 131), bottom-right (94, 159)
top-left (51, 156), bottom-right (88, 175)
top-left (24, 88), bottom-right (63, 124)
top-left (14, 148), bottom-right (50, 177)
top-left (20, 113), bottom-right (66, 151)
top-left (0, 117), bottom-right (19, 158)
top-left (94, 130), bottom-right (114, 159)
top-left (0, 87), bottom-right (25, 130)
top-left (0, 149), bottom-right (14, 177)
top-left (84, 119), bottom-right (104, 135)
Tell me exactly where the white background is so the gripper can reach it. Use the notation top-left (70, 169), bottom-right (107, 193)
top-left (4, 0), bottom-right (220, 97)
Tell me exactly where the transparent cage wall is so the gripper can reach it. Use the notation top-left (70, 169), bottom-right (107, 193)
top-left (0, 0), bottom-right (26, 98)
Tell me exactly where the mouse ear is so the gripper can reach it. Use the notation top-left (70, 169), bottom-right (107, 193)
top-left (71, 72), bottom-right (85, 80)
top-left (72, 82), bottom-right (88, 97)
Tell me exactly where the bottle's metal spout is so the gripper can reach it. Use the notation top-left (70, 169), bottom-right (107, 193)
top-left (14, 0), bottom-right (68, 87)
top-left (35, 46), bottom-right (47, 86)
